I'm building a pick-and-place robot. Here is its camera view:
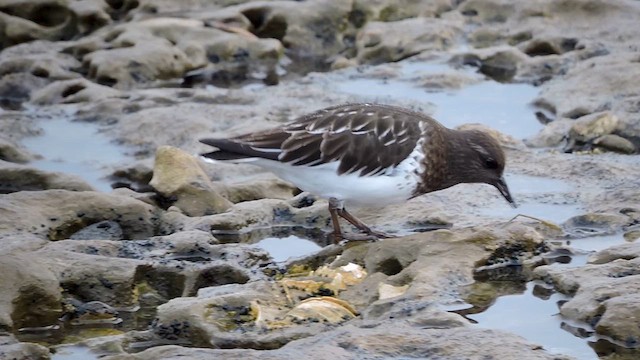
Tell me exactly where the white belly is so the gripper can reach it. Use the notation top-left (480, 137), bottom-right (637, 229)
top-left (250, 159), bottom-right (419, 207)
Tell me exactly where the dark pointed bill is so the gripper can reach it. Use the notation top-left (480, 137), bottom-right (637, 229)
top-left (494, 176), bottom-right (517, 208)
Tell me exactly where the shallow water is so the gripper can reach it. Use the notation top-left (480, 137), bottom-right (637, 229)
top-left (253, 235), bottom-right (323, 262)
top-left (469, 281), bottom-right (596, 359)
top-left (335, 61), bottom-right (542, 139)
top-left (21, 114), bottom-right (128, 192)
top-left (549, 233), bottom-right (630, 267)
top-left (479, 173), bottom-right (582, 223)
top-left (460, 233), bottom-right (634, 359)
top-left (51, 345), bottom-right (99, 360)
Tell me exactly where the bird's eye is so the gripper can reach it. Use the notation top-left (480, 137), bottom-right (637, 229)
top-left (485, 158), bottom-right (499, 169)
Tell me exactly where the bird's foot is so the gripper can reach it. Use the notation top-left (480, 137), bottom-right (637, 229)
top-left (330, 229), bottom-right (395, 245)
top-left (363, 229), bottom-right (395, 239)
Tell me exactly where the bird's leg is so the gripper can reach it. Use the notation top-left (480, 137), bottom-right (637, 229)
top-left (328, 197), bottom-right (344, 244)
top-left (328, 197), bottom-right (393, 241)
top-left (337, 207), bottom-right (393, 239)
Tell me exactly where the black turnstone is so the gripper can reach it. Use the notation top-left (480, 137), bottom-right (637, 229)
top-left (200, 103), bottom-right (516, 242)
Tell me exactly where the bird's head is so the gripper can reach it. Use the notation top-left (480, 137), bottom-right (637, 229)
top-left (455, 130), bottom-right (517, 208)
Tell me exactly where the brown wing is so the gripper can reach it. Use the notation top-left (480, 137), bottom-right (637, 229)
top-left (201, 103), bottom-right (434, 177)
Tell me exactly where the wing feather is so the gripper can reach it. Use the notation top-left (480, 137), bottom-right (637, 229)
top-left (200, 104), bottom-right (436, 177)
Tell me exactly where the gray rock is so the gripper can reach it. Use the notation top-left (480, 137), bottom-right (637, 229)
top-left (2, 0), bottom-right (640, 358)
top-left (96, 225), bottom-right (550, 356)
top-left (356, 18), bottom-right (461, 65)
top-left (592, 134), bottom-right (636, 154)
top-left (75, 17), bottom-right (283, 89)
top-left (40, 229), bottom-right (270, 305)
top-left (42, 248), bottom-right (145, 308)
top-left (69, 220), bottom-right (124, 240)
top-left (353, 0), bottom-right (454, 22)
top-left (150, 146), bottom-right (232, 216)
top-left (478, 50), bottom-right (521, 82)
top-left (534, 249), bottom-right (640, 346)
top-left (624, 230), bottom-right (640, 243)
top-left (103, 324), bottom-right (570, 360)
top-left (0, 335), bottom-right (50, 360)
top-left (30, 78), bottom-right (122, 105)
top-left (0, 138), bottom-right (31, 163)
top-left (0, 160), bottom-right (94, 193)
top-left (218, 177), bottom-right (298, 203)
top-left (0, 0), bottom-right (119, 48)
top-left (562, 212), bottom-right (632, 237)
top-left (537, 54), bottom-right (640, 142)
top-left (568, 111), bottom-right (619, 143)
top-left (0, 253), bottom-right (62, 330)
top-left (0, 190), bottom-right (157, 240)
top-left (525, 118), bottom-right (573, 148)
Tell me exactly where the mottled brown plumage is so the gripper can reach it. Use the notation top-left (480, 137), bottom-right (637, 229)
top-left (201, 103), bottom-right (515, 242)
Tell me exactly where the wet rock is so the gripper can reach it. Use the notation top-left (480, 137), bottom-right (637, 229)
top-left (478, 50), bottom-right (520, 82)
top-left (0, 2), bottom-right (75, 48)
top-left (142, 225), bottom-right (548, 352)
top-left (77, 17), bottom-right (283, 88)
top-left (42, 248), bottom-right (145, 308)
top-left (30, 78), bottom-right (122, 105)
top-left (42, 229), bottom-right (271, 302)
top-left (0, 190), bottom-right (157, 240)
top-left (219, 177), bottom-right (298, 203)
top-left (354, 0), bottom-right (454, 22)
top-left (182, 197), bottom-right (329, 235)
top-left (588, 241), bottom-right (640, 265)
top-left (0, 72), bottom-right (47, 110)
top-left (534, 254), bottom-right (640, 347)
top-left (0, 138), bottom-right (31, 163)
top-left (0, 253), bottom-right (62, 330)
top-left (624, 230), bottom-right (640, 243)
top-left (418, 70), bottom-right (482, 91)
top-left (329, 56), bottom-right (357, 70)
top-left (150, 146), bottom-right (232, 216)
top-left (0, 0), bottom-right (124, 48)
top-left (0, 160), bottom-right (94, 193)
top-left (104, 324), bottom-right (567, 360)
top-left (150, 281), bottom-right (301, 348)
top-left (537, 54), bottom-right (640, 142)
top-left (62, 298), bottom-right (119, 325)
top-left (565, 111), bottom-right (619, 152)
top-left (0, 40), bottom-right (83, 109)
top-left (0, 40), bottom-right (81, 81)
top-left (108, 96), bottom-right (258, 157)
top-left (69, 220), bottom-right (124, 240)
top-left (562, 212), bottom-right (632, 237)
top-left (520, 37), bottom-right (579, 57)
top-left (592, 134), bottom-right (636, 154)
top-left (588, 187), bottom-right (640, 216)
top-left (78, 18), bottom-right (199, 88)
top-left (525, 118), bottom-right (573, 148)
top-left (0, 234), bottom-right (47, 255)
top-left (0, 334), bottom-right (50, 360)
top-left (230, 0), bottom-right (352, 72)
top-left (458, 0), bottom-right (516, 23)
top-left (356, 18), bottom-right (461, 65)
top-left (449, 46), bottom-right (530, 83)
top-left (109, 163), bottom-right (154, 193)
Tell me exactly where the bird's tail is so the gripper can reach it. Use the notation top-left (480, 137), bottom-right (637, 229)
top-left (199, 138), bottom-right (279, 161)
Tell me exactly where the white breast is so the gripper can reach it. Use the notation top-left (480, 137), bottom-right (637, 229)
top-left (246, 142), bottom-right (425, 207)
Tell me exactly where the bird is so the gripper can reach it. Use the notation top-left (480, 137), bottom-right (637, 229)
top-left (200, 103), bottom-right (516, 243)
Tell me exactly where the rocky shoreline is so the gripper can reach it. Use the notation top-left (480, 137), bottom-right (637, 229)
top-left (2, 0), bottom-right (640, 359)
